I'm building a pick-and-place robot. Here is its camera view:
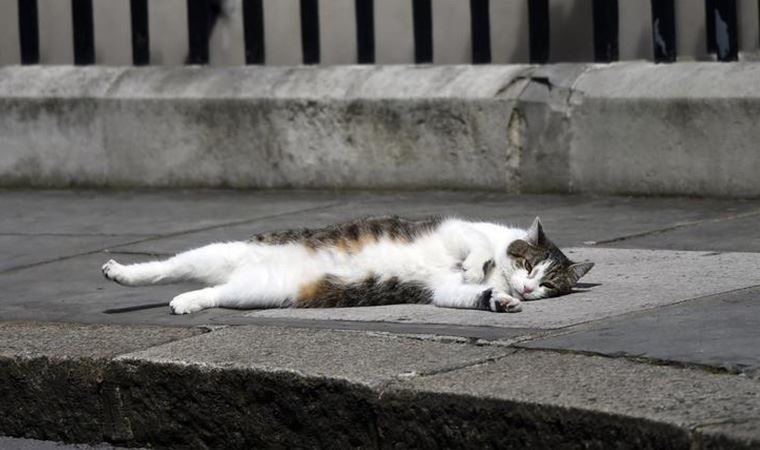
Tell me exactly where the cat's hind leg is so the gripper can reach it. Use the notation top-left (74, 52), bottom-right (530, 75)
top-left (169, 266), bottom-right (298, 314)
top-left (102, 242), bottom-right (254, 287)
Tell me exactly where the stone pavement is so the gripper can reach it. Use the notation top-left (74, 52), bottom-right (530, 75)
top-left (1, 189), bottom-right (760, 448)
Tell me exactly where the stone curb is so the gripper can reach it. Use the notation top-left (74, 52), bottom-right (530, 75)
top-left (1, 63), bottom-right (760, 196)
top-left (1, 323), bottom-right (758, 449)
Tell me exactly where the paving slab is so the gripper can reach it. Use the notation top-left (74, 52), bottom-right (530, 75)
top-left (0, 189), bottom-right (337, 235)
top-left (601, 213), bottom-right (760, 252)
top-left (117, 325), bottom-right (511, 388)
top-left (0, 436), bottom-right (138, 450)
top-left (239, 248), bottom-right (760, 330)
top-left (520, 286), bottom-right (760, 376)
top-left (0, 252), bottom-right (240, 326)
top-left (697, 419), bottom-right (760, 449)
top-left (0, 321), bottom-right (201, 359)
top-left (0, 235), bottom-right (148, 273)
top-left (397, 349), bottom-right (760, 438)
top-left (114, 192), bottom-right (760, 254)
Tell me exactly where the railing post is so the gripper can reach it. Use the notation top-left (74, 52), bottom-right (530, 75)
top-left (355, 0), bottom-right (375, 63)
top-left (17, 0), bottom-right (39, 64)
top-left (243, 0), bottom-right (265, 64)
top-left (130, 0), bottom-right (149, 65)
top-left (650, 0), bottom-right (676, 62)
top-left (412, 0), bottom-right (433, 63)
top-left (71, 0), bottom-right (95, 65)
top-left (300, 0), bottom-right (320, 64)
top-left (592, 0), bottom-right (619, 62)
top-left (186, 0), bottom-right (210, 64)
top-left (705, 0), bottom-right (738, 61)
top-left (470, 0), bottom-right (491, 64)
top-left (528, 0), bottom-right (549, 63)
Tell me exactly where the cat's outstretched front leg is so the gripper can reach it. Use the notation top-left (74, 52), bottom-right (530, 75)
top-left (431, 274), bottom-right (522, 313)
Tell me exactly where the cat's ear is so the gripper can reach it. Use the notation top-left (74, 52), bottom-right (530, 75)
top-left (568, 262), bottom-right (594, 283)
top-left (526, 217), bottom-right (546, 246)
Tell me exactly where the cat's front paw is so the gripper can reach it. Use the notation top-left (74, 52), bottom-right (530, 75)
top-left (478, 289), bottom-right (522, 313)
top-left (102, 259), bottom-right (130, 285)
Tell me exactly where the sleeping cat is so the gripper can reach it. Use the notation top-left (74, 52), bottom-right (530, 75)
top-left (101, 216), bottom-right (593, 315)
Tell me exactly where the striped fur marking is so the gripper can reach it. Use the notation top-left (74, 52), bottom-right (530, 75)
top-left (250, 216), bottom-right (443, 252)
top-left (295, 274), bottom-right (433, 308)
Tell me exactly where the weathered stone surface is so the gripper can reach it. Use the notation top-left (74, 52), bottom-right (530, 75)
top-left (0, 436), bottom-right (136, 449)
top-left (0, 322), bottom-right (201, 445)
top-left (0, 235), bottom-right (145, 273)
top-left (116, 325), bottom-right (511, 388)
top-left (569, 62), bottom-right (760, 197)
top-left (1, 325), bottom-right (758, 449)
top-left (0, 252), bottom-right (240, 326)
top-left (521, 286), bottom-right (760, 375)
top-left (396, 349), bottom-right (760, 444)
top-left (0, 65), bottom-right (527, 190)
top-left (602, 212), bottom-right (760, 252)
top-left (114, 192), bottom-right (760, 254)
top-left (0, 189), bottom-right (337, 236)
top-left (0, 321), bottom-right (201, 359)
top-left (4, 63), bottom-right (760, 195)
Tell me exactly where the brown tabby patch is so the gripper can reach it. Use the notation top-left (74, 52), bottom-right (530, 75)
top-left (295, 274), bottom-right (433, 308)
top-left (250, 216), bottom-right (443, 253)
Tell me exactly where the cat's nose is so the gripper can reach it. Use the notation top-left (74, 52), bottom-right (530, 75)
top-left (523, 286), bottom-right (534, 294)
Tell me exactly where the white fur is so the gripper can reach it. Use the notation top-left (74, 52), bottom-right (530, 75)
top-left (102, 218), bottom-right (534, 315)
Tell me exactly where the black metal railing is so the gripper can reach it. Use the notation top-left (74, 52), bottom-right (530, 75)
top-left (14, 0), bottom-right (745, 66)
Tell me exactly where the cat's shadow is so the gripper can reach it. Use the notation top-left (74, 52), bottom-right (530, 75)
top-left (103, 302), bottom-right (168, 314)
top-left (570, 282), bottom-right (602, 294)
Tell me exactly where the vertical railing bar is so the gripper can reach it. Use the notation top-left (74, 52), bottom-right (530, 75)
top-left (355, 0), bottom-right (375, 64)
top-left (705, 0), bottom-right (717, 53)
top-left (470, 0), bottom-right (491, 64)
top-left (528, 0), bottom-right (549, 63)
top-left (17, 0), bottom-right (40, 64)
top-left (71, 0), bottom-right (95, 65)
top-left (243, 0), bottom-right (265, 64)
top-left (186, 0), bottom-right (210, 64)
top-left (130, 0), bottom-right (150, 65)
top-left (651, 0), bottom-right (677, 62)
top-left (713, 0), bottom-right (738, 61)
top-left (300, 0), bottom-right (320, 64)
top-left (592, 0), bottom-right (619, 62)
top-left (412, 0), bottom-right (433, 63)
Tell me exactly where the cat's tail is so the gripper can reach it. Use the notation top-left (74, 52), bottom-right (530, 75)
top-left (293, 274), bottom-right (432, 308)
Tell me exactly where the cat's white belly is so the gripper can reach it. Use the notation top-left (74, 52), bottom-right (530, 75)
top-left (239, 236), bottom-right (456, 286)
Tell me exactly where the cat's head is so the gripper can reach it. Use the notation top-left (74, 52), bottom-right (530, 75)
top-left (505, 217), bottom-right (594, 301)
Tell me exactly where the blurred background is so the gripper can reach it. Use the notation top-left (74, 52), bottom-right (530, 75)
top-left (1, 0), bottom-right (758, 67)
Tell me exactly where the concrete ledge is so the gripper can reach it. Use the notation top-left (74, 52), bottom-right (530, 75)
top-left (2, 63), bottom-right (760, 196)
top-left (1, 322), bottom-right (758, 449)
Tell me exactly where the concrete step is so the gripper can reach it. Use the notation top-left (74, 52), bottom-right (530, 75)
top-left (1, 322), bottom-right (758, 449)
top-left (2, 63), bottom-right (760, 197)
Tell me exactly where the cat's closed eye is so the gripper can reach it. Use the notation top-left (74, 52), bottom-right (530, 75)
top-left (540, 282), bottom-right (555, 290)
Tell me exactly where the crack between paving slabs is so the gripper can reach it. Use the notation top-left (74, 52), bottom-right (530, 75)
top-left (0, 202), bottom-right (344, 275)
top-left (376, 349), bottom-right (519, 399)
top-left (208, 315), bottom-right (549, 345)
top-left (513, 282), bottom-right (760, 345)
top-left (512, 346), bottom-right (758, 379)
top-left (585, 208), bottom-right (760, 245)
